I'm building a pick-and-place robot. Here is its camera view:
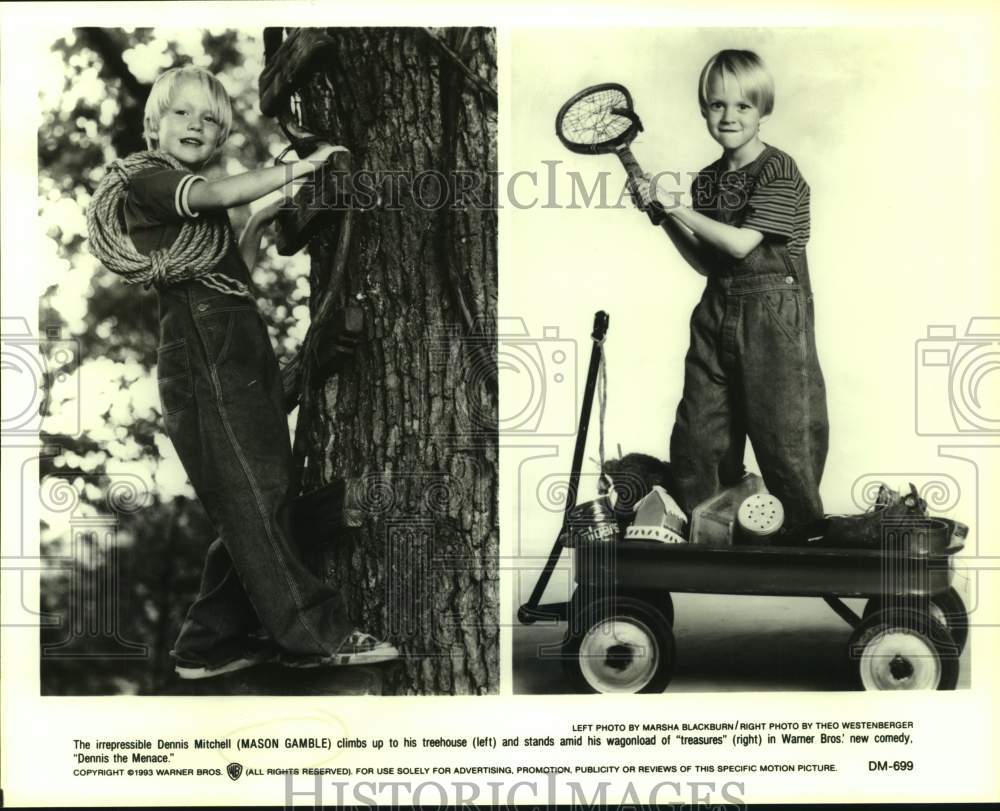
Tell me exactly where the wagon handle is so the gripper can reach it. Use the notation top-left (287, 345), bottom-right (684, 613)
top-left (518, 311), bottom-right (609, 624)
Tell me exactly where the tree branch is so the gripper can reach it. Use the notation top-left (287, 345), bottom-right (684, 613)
top-left (421, 28), bottom-right (497, 108)
top-left (78, 27), bottom-right (149, 103)
top-left (77, 28), bottom-right (150, 156)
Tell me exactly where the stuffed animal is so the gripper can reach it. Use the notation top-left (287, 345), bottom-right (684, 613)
top-left (599, 452), bottom-right (675, 515)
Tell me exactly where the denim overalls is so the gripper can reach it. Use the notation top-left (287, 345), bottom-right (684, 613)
top-left (669, 146), bottom-right (829, 528)
top-left (125, 166), bottom-right (351, 665)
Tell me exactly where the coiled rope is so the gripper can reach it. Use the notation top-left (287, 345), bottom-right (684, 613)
top-left (86, 150), bottom-right (251, 298)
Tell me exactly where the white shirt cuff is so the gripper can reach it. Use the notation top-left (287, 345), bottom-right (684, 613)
top-left (175, 174), bottom-right (206, 219)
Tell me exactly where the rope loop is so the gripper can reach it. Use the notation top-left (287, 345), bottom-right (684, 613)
top-left (108, 159), bottom-right (131, 186)
top-left (149, 249), bottom-right (171, 284)
top-left (86, 150), bottom-right (250, 298)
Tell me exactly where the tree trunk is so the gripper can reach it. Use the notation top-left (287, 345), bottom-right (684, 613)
top-left (292, 28), bottom-right (498, 695)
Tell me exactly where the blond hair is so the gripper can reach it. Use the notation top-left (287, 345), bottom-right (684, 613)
top-left (143, 66), bottom-right (232, 151)
top-left (698, 50), bottom-right (774, 117)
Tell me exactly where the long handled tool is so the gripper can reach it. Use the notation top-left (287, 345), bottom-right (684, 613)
top-left (555, 83), bottom-right (665, 225)
top-left (518, 311), bottom-right (609, 624)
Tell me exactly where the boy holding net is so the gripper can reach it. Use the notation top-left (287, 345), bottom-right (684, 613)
top-left (636, 49), bottom-right (829, 530)
top-left (89, 66), bottom-right (398, 678)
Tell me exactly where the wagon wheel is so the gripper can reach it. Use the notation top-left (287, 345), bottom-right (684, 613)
top-left (863, 588), bottom-right (968, 653)
top-left (929, 588), bottom-right (969, 653)
top-left (640, 589), bottom-right (674, 626)
top-left (848, 608), bottom-right (959, 691)
top-left (568, 587), bottom-right (674, 627)
top-left (562, 596), bottom-right (675, 694)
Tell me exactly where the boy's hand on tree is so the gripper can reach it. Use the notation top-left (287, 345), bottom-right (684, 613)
top-left (307, 142), bottom-right (350, 168)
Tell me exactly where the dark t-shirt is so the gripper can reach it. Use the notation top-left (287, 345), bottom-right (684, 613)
top-left (690, 144), bottom-right (810, 260)
top-left (122, 165), bottom-right (253, 289)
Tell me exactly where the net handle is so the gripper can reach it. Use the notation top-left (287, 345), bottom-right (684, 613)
top-left (615, 145), bottom-right (667, 226)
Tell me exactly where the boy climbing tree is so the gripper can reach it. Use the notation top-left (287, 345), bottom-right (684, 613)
top-left (83, 27), bottom-right (498, 696)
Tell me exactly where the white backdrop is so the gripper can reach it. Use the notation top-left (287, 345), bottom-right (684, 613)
top-left (503, 27), bottom-right (997, 603)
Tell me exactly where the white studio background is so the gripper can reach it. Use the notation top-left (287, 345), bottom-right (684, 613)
top-left (503, 26), bottom-right (997, 603)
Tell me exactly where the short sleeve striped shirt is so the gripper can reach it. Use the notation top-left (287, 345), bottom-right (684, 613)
top-left (691, 145), bottom-right (810, 259)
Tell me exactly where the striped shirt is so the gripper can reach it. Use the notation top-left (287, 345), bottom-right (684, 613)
top-left (690, 145), bottom-right (810, 259)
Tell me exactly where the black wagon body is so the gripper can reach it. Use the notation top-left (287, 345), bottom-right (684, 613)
top-left (518, 312), bottom-right (969, 693)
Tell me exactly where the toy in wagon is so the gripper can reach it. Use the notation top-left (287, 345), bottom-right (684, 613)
top-left (517, 312), bottom-right (968, 694)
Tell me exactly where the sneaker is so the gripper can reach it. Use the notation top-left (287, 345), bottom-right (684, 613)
top-left (281, 630), bottom-right (400, 668)
top-left (172, 643), bottom-right (279, 680)
top-left (821, 483), bottom-right (929, 549)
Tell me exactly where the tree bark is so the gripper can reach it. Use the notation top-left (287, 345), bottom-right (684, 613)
top-left (292, 28), bottom-right (498, 695)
